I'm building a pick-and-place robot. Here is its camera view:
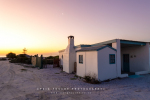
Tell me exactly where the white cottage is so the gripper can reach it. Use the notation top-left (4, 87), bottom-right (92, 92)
top-left (59, 36), bottom-right (150, 81)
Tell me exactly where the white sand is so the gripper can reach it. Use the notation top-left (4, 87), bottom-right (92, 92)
top-left (0, 61), bottom-right (150, 100)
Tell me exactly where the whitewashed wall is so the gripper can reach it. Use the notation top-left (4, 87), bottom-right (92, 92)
top-left (98, 47), bottom-right (117, 81)
top-left (63, 53), bottom-right (69, 73)
top-left (69, 52), bottom-right (76, 73)
top-left (112, 40), bottom-right (128, 78)
top-left (85, 51), bottom-right (98, 78)
top-left (76, 52), bottom-right (86, 77)
top-left (76, 51), bottom-right (98, 78)
top-left (59, 52), bottom-right (64, 66)
top-left (112, 39), bottom-right (121, 77)
top-left (121, 43), bottom-right (149, 72)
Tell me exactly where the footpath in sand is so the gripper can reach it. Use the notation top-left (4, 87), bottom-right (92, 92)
top-left (0, 61), bottom-right (150, 100)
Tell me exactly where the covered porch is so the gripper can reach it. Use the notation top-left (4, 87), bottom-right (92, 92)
top-left (120, 40), bottom-right (149, 75)
top-left (91, 39), bottom-right (150, 77)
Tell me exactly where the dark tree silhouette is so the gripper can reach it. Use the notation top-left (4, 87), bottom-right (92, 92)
top-left (23, 48), bottom-right (27, 54)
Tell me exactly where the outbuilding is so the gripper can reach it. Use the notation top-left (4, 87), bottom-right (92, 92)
top-left (76, 45), bottom-right (117, 81)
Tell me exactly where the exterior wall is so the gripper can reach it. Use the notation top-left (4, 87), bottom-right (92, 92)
top-left (63, 51), bottom-right (76, 73)
top-left (76, 52), bottom-right (86, 77)
top-left (76, 51), bottom-right (98, 78)
top-left (59, 47), bottom-right (80, 68)
top-left (63, 53), bottom-right (69, 73)
top-left (112, 42), bottom-right (117, 49)
top-left (59, 52), bottom-right (64, 66)
top-left (69, 52), bottom-right (76, 73)
top-left (98, 47), bottom-right (117, 81)
top-left (121, 43), bottom-right (149, 72)
top-left (112, 40), bottom-right (128, 78)
top-left (85, 51), bottom-right (98, 78)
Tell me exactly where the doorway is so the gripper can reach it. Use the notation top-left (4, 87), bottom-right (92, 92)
top-left (123, 54), bottom-right (130, 72)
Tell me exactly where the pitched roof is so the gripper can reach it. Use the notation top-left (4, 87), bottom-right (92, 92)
top-left (76, 45), bottom-right (116, 52)
top-left (59, 39), bottom-right (148, 52)
top-left (58, 49), bottom-right (65, 52)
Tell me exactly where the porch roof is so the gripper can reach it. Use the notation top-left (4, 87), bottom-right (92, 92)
top-left (120, 39), bottom-right (146, 46)
top-left (90, 39), bottom-right (147, 47)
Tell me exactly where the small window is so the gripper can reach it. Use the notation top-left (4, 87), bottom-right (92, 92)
top-left (79, 55), bottom-right (83, 64)
top-left (109, 54), bottom-right (115, 64)
top-left (62, 55), bottom-right (63, 59)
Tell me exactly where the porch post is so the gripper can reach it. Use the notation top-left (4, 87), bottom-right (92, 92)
top-left (116, 39), bottom-right (121, 77)
top-left (148, 43), bottom-right (150, 73)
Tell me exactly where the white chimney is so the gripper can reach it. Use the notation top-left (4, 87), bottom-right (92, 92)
top-left (64, 36), bottom-right (75, 53)
top-left (68, 36), bottom-right (74, 46)
top-left (63, 35), bottom-right (76, 73)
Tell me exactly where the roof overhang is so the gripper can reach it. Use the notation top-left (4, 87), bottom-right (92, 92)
top-left (120, 40), bottom-right (146, 46)
top-left (91, 39), bottom-right (147, 47)
top-left (91, 39), bottom-right (116, 47)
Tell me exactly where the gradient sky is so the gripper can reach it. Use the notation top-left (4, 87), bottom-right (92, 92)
top-left (0, 0), bottom-right (150, 57)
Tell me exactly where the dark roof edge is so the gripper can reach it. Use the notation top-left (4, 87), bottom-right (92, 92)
top-left (74, 45), bottom-right (91, 48)
top-left (120, 39), bottom-right (148, 43)
top-left (76, 50), bottom-right (97, 52)
top-left (76, 45), bottom-right (117, 52)
top-left (97, 45), bottom-right (117, 51)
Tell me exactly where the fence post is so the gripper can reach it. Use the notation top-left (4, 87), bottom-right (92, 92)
top-left (40, 55), bottom-right (43, 69)
top-left (53, 58), bottom-right (54, 68)
top-left (36, 54), bottom-right (38, 67)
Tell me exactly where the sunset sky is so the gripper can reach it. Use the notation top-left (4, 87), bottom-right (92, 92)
top-left (0, 0), bottom-right (150, 57)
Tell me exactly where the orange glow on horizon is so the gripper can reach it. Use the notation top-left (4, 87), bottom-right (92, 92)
top-left (0, 47), bottom-right (60, 57)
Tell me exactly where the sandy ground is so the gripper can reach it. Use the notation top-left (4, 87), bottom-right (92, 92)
top-left (0, 61), bottom-right (150, 100)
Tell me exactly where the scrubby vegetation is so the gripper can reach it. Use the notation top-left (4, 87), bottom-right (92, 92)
top-left (46, 56), bottom-right (59, 59)
top-left (44, 55), bottom-right (59, 64)
top-left (6, 52), bottom-right (17, 59)
top-left (70, 78), bottom-right (77, 80)
top-left (9, 54), bottom-right (31, 64)
top-left (20, 69), bottom-right (27, 72)
top-left (83, 73), bottom-right (100, 84)
top-left (43, 59), bottom-right (53, 64)
top-left (0, 58), bottom-right (7, 61)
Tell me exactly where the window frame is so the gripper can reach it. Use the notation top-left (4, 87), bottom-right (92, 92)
top-left (109, 54), bottom-right (115, 64)
top-left (79, 55), bottom-right (83, 64)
